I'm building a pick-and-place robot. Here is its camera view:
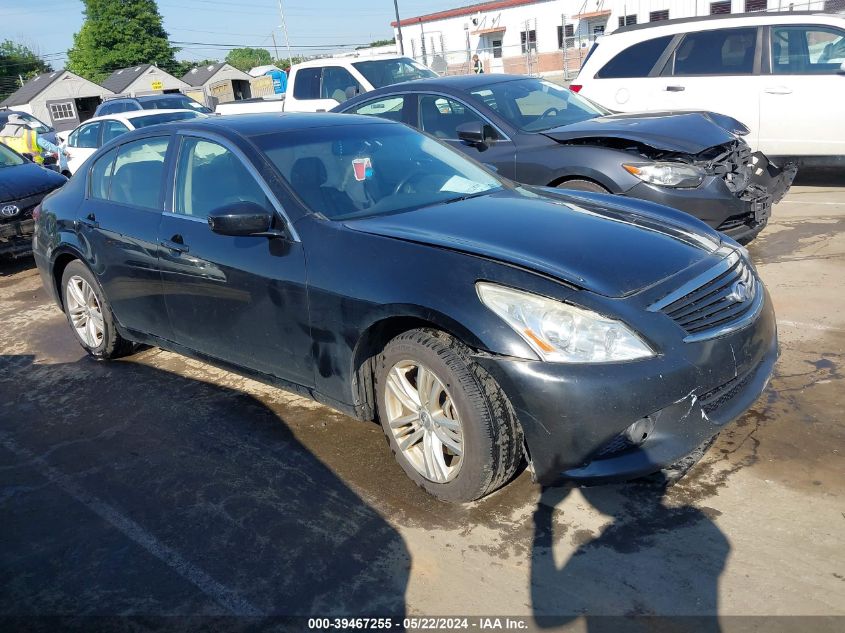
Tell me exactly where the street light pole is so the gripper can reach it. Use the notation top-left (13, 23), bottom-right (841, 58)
top-left (277, 0), bottom-right (295, 68)
top-left (393, 0), bottom-right (405, 55)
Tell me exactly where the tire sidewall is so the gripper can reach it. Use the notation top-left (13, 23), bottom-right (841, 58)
top-left (61, 261), bottom-right (114, 359)
top-left (376, 332), bottom-right (495, 502)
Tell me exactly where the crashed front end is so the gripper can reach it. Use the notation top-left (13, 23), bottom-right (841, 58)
top-left (474, 247), bottom-right (778, 485)
top-left (622, 138), bottom-right (797, 244)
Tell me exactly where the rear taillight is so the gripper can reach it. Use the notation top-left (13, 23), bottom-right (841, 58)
top-left (569, 84), bottom-right (582, 93)
top-left (32, 204), bottom-right (41, 221)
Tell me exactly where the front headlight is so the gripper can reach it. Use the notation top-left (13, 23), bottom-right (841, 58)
top-left (623, 162), bottom-right (705, 188)
top-left (476, 283), bottom-right (654, 363)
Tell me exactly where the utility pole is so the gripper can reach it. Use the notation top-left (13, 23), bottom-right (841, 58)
top-left (393, 0), bottom-right (405, 55)
top-left (277, 0), bottom-right (294, 68)
top-left (271, 31), bottom-right (279, 62)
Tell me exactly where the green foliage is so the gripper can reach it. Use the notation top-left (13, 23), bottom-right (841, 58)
top-left (275, 56), bottom-right (307, 72)
top-left (0, 40), bottom-right (52, 102)
top-left (224, 47), bottom-right (272, 72)
top-left (356, 38), bottom-right (396, 50)
top-left (67, 0), bottom-right (177, 83)
top-left (172, 58), bottom-right (220, 78)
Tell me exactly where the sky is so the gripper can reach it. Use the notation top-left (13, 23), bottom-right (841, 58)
top-left (0, 0), bottom-right (465, 68)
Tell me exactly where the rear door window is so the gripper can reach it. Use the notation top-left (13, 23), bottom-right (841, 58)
top-left (673, 27), bottom-right (758, 75)
top-left (595, 36), bottom-right (673, 78)
top-left (771, 25), bottom-right (845, 74)
top-left (89, 147), bottom-right (118, 200)
top-left (109, 137), bottom-right (169, 209)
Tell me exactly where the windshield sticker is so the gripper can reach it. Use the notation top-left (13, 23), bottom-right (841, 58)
top-left (440, 175), bottom-right (490, 194)
top-left (352, 157), bottom-right (373, 181)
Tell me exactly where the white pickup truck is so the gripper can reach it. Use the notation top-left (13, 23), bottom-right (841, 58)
top-left (216, 55), bottom-right (437, 115)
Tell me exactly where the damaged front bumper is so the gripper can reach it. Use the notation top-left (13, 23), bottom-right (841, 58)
top-left (474, 287), bottom-right (778, 485)
top-left (0, 217), bottom-right (35, 258)
top-left (622, 153), bottom-right (797, 244)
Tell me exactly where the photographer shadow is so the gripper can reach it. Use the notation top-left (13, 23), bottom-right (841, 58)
top-left (531, 481), bottom-right (728, 632)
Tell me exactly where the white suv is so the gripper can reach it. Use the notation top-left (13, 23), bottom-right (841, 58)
top-left (573, 12), bottom-right (845, 160)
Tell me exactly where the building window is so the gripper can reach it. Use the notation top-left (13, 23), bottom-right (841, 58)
top-left (49, 102), bottom-right (75, 121)
top-left (557, 24), bottom-right (575, 48)
top-left (593, 25), bottom-right (605, 36)
top-left (618, 14), bottom-right (637, 28)
top-left (710, 1), bottom-right (732, 14)
top-left (745, 0), bottom-right (768, 11)
top-left (650, 9), bottom-right (670, 22)
top-left (521, 29), bottom-right (537, 53)
top-left (492, 39), bottom-right (503, 58)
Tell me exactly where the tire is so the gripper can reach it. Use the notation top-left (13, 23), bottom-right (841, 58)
top-left (60, 260), bottom-right (134, 359)
top-left (375, 328), bottom-right (523, 502)
top-left (555, 179), bottom-right (609, 193)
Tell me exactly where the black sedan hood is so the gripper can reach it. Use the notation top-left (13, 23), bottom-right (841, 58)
top-left (0, 162), bottom-right (66, 203)
top-left (542, 111), bottom-right (746, 154)
top-left (344, 189), bottom-right (724, 298)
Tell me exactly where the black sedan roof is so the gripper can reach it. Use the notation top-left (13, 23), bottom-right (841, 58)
top-left (370, 73), bottom-right (529, 92)
top-left (186, 112), bottom-right (394, 137)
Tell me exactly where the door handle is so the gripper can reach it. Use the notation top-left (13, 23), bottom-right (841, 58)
top-left (78, 212), bottom-right (99, 229)
top-left (160, 235), bottom-right (189, 253)
top-left (665, 85), bottom-right (686, 92)
top-left (764, 86), bottom-right (793, 95)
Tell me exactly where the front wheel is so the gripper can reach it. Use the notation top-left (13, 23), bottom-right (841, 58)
top-left (375, 328), bottom-right (523, 502)
top-left (555, 179), bottom-right (609, 193)
top-left (61, 260), bottom-right (134, 359)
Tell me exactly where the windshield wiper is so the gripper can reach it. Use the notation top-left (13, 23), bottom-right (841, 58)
top-left (442, 190), bottom-right (495, 204)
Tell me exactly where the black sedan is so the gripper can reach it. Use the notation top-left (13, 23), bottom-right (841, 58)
top-left (335, 74), bottom-right (795, 244)
top-left (33, 114), bottom-right (777, 501)
top-left (0, 142), bottom-right (66, 258)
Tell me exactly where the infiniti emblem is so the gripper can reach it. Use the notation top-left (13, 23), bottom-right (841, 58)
top-left (729, 280), bottom-right (752, 303)
top-left (0, 204), bottom-right (20, 218)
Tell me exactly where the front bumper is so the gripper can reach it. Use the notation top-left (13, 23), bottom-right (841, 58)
top-left (474, 288), bottom-right (778, 485)
top-left (0, 218), bottom-right (35, 257)
top-left (622, 154), bottom-right (796, 243)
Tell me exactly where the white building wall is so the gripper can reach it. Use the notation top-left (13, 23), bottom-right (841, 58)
top-left (29, 72), bottom-right (114, 125)
top-left (393, 0), bottom-right (831, 74)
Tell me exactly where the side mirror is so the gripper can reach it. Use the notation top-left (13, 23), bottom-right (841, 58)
top-left (207, 202), bottom-right (280, 237)
top-left (456, 121), bottom-right (497, 147)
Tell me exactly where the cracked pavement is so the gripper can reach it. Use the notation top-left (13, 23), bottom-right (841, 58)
top-left (1, 175), bottom-right (843, 625)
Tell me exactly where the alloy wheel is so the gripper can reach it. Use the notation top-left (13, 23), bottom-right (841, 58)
top-left (66, 275), bottom-right (104, 348)
top-left (384, 360), bottom-right (464, 483)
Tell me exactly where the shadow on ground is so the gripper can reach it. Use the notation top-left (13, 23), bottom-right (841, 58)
top-left (530, 483), bottom-right (728, 630)
top-left (0, 354), bottom-right (409, 618)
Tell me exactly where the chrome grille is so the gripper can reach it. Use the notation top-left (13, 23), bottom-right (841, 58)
top-left (649, 251), bottom-right (763, 342)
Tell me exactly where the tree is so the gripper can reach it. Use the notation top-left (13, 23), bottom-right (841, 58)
top-left (0, 41), bottom-right (52, 102)
top-left (67, 0), bottom-right (177, 83)
top-left (225, 47), bottom-right (272, 72)
top-left (275, 56), bottom-right (307, 72)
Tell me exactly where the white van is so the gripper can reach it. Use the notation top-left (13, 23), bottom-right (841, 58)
top-left (573, 12), bottom-right (845, 160)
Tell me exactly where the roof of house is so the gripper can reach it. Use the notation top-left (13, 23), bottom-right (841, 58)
top-left (182, 62), bottom-right (226, 86)
top-left (181, 62), bottom-right (234, 86)
top-left (0, 71), bottom-right (65, 107)
top-left (391, 0), bottom-right (546, 27)
top-left (100, 64), bottom-right (156, 93)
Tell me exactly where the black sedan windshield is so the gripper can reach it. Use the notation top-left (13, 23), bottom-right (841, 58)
top-left (468, 78), bottom-right (607, 132)
top-left (254, 123), bottom-right (503, 219)
top-left (351, 58), bottom-right (437, 88)
top-left (0, 143), bottom-right (25, 168)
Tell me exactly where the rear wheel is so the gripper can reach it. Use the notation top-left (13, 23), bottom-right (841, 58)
top-left (375, 328), bottom-right (523, 502)
top-left (555, 179), bottom-right (609, 193)
top-left (61, 260), bottom-right (134, 359)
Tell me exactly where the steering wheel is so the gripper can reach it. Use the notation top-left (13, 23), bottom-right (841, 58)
top-left (540, 107), bottom-right (560, 119)
top-left (392, 172), bottom-right (429, 196)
